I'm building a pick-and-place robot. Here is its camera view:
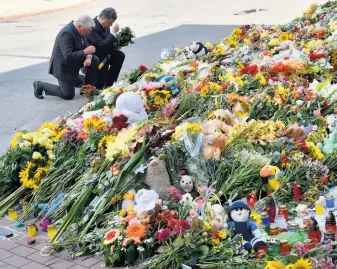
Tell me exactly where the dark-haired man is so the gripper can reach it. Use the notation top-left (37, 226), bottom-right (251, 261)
top-left (86, 8), bottom-right (125, 89)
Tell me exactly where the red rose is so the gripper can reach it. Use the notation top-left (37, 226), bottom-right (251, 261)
top-left (139, 65), bottom-right (148, 73)
top-left (112, 115), bottom-right (129, 130)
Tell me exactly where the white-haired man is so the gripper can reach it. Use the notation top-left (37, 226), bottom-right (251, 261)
top-left (33, 15), bottom-right (99, 100)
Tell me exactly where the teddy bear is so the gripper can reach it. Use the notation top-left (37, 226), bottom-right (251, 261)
top-left (224, 201), bottom-right (267, 259)
top-left (184, 41), bottom-right (208, 59)
top-left (202, 120), bottom-right (227, 159)
top-left (179, 175), bottom-right (195, 193)
top-left (114, 92), bottom-right (148, 125)
top-left (320, 129), bottom-right (337, 154)
top-left (285, 125), bottom-right (306, 140)
top-left (212, 109), bottom-right (236, 133)
top-left (326, 114), bottom-right (337, 133)
top-left (144, 157), bottom-right (172, 200)
top-left (210, 204), bottom-right (228, 229)
top-left (295, 204), bottom-right (309, 218)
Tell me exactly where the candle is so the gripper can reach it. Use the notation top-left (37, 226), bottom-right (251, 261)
top-left (325, 194), bottom-right (335, 209)
top-left (266, 196), bottom-right (276, 223)
top-left (278, 204), bottom-right (289, 221)
top-left (47, 224), bottom-right (57, 240)
top-left (8, 209), bottom-right (18, 221)
top-left (26, 223), bottom-right (37, 237)
top-left (261, 211), bottom-right (270, 226)
top-left (315, 203), bottom-right (324, 215)
top-left (280, 240), bottom-right (291, 256)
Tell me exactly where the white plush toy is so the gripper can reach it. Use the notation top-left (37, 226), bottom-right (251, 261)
top-left (179, 175), bottom-right (195, 193)
top-left (184, 42), bottom-right (208, 59)
top-left (326, 114), bottom-right (337, 132)
top-left (114, 92), bottom-right (148, 125)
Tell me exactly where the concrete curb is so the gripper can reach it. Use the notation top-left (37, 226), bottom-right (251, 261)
top-left (0, 0), bottom-right (96, 22)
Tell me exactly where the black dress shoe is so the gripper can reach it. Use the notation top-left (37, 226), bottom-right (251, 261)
top-left (33, 81), bottom-right (44, 99)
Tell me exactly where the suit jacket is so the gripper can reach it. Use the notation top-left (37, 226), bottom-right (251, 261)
top-left (86, 17), bottom-right (117, 61)
top-left (48, 22), bottom-right (87, 83)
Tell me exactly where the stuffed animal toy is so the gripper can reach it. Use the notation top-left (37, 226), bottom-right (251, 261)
top-left (184, 42), bottom-right (208, 59)
top-left (210, 204), bottom-right (228, 229)
top-left (134, 189), bottom-right (161, 220)
top-left (224, 201), bottom-right (267, 259)
top-left (179, 175), bottom-right (195, 193)
top-left (285, 125), bottom-right (306, 140)
top-left (295, 204), bottom-right (309, 218)
top-left (114, 92), bottom-right (148, 125)
top-left (155, 75), bottom-right (179, 96)
top-left (202, 120), bottom-right (227, 159)
top-left (326, 114), bottom-right (337, 133)
top-left (144, 157), bottom-right (171, 200)
top-left (120, 190), bottom-right (137, 216)
top-left (320, 130), bottom-right (337, 154)
top-left (212, 109), bottom-right (236, 133)
top-left (260, 165), bottom-right (283, 191)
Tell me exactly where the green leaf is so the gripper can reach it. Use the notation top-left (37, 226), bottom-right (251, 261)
top-left (198, 245), bottom-right (209, 255)
top-left (106, 170), bottom-right (113, 179)
top-left (285, 254), bottom-right (301, 263)
top-left (173, 236), bottom-right (185, 248)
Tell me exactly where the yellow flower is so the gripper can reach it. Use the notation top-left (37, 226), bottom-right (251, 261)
top-left (38, 122), bottom-right (58, 134)
top-left (34, 167), bottom-right (49, 182)
top-left (203, 221), bottom-right (212, 232)
top-left (256, 73), bottom-right (267, 86)
top-left (234, 76), bottom-right (244, 87)
top-left (53, 129), bottom-right (66, 141)
top-left (225, 37), bottom-right (237, 48)
top-left (231, 28), bottom-right (242, 36)
top-left (261, 30), bottom-right (270, 38)
top-left (98, 135), bottom-right (116, 151)
top-left (83, 116), bottom-right (106, 131)
top-left (211, 238), bottom-right (220, 245)
top-left (215, 44), bottom-right (225, 56)
top-left (205, 42), bottom-right (213, 49)
top-left (32, 152), bottom-right (44, 160)
top-left (264, 261), bottom-right (286, 269)
top-left (286, 258), bottom-right (311, 269)
top-left (19, 161), bottom-right (38, 189)
top-left (200, 86), bottom-right (209, 97)
top-left (269, 38), bottom-right (280, 47)
top-left (19, 140), bottom-right (32, 148)
top-left (11, 132), bottom-right (24, 148)
top-left (172, 123), bottom-right (202, 141)
top-left (251, 211), bottom-right (262, 226)
top-left (219, 230), bottom-right (227, 239)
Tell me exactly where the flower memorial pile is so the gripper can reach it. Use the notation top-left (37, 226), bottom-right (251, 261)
top-left (3, 2), bottom-right (337, 269)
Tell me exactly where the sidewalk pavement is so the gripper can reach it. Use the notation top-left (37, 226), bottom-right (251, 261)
top-left (0, 0), bottom-right (95, 22)
top-left (0, 217), bottom-right (139, 269)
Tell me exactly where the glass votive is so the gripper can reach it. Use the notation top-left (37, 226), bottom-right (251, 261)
top-left (8, 209), bottom-right (18, 221)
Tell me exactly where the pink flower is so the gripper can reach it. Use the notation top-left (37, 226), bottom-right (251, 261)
top-left (321, 258), bottom-right (328, 269)
top-left (173, 219), bottom-right (190, 234)
top-left (313, 109), bottom-right (322, 117)
top-left (168, 186), bottom-right (182, 201)
top-left (155, 228), bottom-right (170, 241)
top-left (325, 239), bottom-right (333, 253)
top-left (327, 257), bottom-right (335, 269)
top-left (122, 238), bottom-right (129, 247)
top-left (311, 258), bottom-right (319, 269)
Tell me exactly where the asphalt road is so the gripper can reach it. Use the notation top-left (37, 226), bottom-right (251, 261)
top-left (0, 2), bottom-right (238, 152)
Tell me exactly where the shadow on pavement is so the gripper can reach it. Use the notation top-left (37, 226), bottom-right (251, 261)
top-left (0, 24), bottom-right (237, 151)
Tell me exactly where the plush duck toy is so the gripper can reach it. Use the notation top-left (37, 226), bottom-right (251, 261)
top-left (260, 165), bottom-right (283, 191)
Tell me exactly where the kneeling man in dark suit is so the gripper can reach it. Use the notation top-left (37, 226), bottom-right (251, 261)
top-left (86, 8), bottom-right (125, 89)
top-left (34, 15), bottom-right (99, 100)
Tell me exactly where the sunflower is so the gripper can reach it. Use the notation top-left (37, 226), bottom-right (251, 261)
top-left (264, 261), bottom-right (286, 269)
top-left (19, 161), bottom-right (37, 189)
top-left (98, 135), bottom-right (116, 151)
top-left (126, 223), bottom-right (147, 239)
top-left (10, 132), bottom-right (24, 148)
top-left (83, 116), bottom-right (106, 131)
top-left (103, 229), bottom-right (120, 245)
top-left (286, 258), bottom-right (311, 269)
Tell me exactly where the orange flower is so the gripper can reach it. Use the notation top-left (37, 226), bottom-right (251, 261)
top-left (126, 223), bottom-right (147, 239)
top-left (77, 131), bottom-right (88, 140)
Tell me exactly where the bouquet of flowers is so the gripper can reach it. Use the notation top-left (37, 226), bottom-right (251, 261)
top-left (114, 27), bottom-right (136, 50)
top-left (80, 84), bottom-right (99, 102)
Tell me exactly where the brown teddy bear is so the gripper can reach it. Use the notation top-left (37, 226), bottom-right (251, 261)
top-left (285, 125), bottom-right (306, 140)
top-left (202, 120), bottom-right (227, 159)
top-left (212, 109), bottom-right (236, 133)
